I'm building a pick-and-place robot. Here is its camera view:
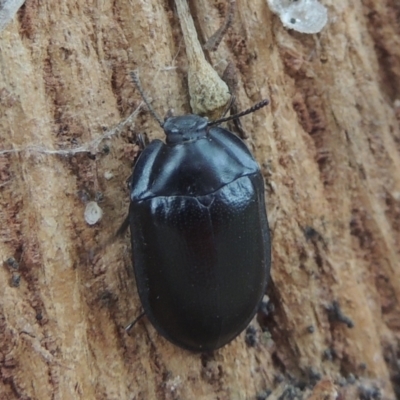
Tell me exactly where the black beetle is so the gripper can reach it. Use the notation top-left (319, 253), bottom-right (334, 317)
top-left (126, 72), bottom-right (271, 351)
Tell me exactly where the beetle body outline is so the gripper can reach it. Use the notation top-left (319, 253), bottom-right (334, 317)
top-left (129, 114), bottom-right (271, 351)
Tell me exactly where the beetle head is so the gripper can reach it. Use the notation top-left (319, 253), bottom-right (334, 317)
top-left (164, 115), bottom-right (208, 145)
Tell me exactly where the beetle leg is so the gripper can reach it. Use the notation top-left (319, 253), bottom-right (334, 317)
top-left (119, 131), bottom-right (150, 231)
top-left (136, 132), bottom-right (148, 152)
top-left (163, 109), bottom-right (175, 121)
top-left (114, 214), bottom-right (130, 237)
top-left (88, 213), bottom-right (130, 260)
top-left (125, 311), bottom-right (146, 332)
top-left (123, 132), bottom-right (146, 192)
top-left (90, 131), bottom-right (148, 259)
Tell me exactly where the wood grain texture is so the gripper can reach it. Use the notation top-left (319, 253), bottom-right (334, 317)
top-left (0, 0), bottom-right (399, 399)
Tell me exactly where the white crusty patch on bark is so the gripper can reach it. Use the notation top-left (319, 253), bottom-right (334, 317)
top-left (0, 0), bottom-right (25, 32)
top-left (267, 0), bottom-right (328, 34)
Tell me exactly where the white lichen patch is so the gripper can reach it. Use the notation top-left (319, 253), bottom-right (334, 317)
top-left (84, 201), bottom-right (103, 225)
top-left (0, 0), bottom-right (26, 32)
top-left (267, 0), bottom-right (328, 34)
top-left (104, 171), bottom-right (114, 180)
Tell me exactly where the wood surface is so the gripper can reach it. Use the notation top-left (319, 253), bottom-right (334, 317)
top-left (0, 0), bottom-right (399, 399)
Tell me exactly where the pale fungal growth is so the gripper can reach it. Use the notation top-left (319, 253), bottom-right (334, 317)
top-left (0, 0), bottom-right (26, 32)
top-left (103, 171), bottom-right (114, 180)
top-left (84, 201), bottom-right (103, 225)
top-left (175, 0), bottom-right (230, 117)
top-left (267, 0), bottom-right (328, 34)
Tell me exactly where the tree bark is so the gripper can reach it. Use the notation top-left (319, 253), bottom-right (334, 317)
top-left (0, 0), bottom-right (399, 399)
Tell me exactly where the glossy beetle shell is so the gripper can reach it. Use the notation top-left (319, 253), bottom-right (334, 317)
top-left (129, 114), bottom-right (271, 351)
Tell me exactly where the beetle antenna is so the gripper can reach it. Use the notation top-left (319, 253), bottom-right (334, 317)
top-left (130, 71), bottom-right (164, 127)
top-left (208, 99), bottom-right (269, 126)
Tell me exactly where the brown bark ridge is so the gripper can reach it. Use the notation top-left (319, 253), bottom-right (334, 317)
top-left (0, 0), bottom-right (399, 399)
